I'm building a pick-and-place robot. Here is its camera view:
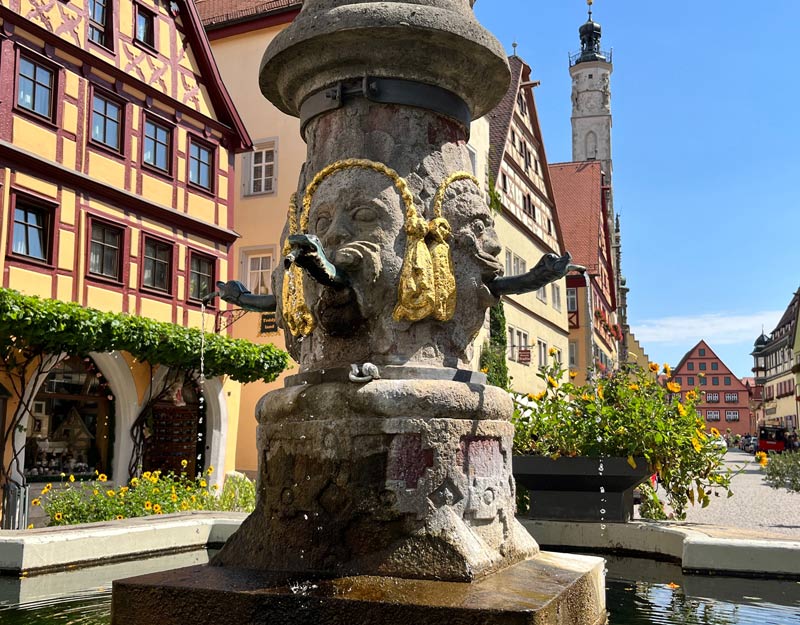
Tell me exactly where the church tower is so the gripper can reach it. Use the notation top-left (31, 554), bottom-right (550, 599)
top-left (568, 1), bottom-right (630, 364)
top-left (569, 0), bottom-right (613, 193)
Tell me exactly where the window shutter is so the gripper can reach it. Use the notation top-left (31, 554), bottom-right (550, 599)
top-left (241, 152), bottom-right (252, 197)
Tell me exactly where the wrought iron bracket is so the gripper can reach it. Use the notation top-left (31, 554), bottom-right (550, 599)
top-left (299, 76), bottom-right (471, 138)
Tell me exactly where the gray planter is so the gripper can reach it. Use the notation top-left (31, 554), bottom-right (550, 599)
top-left (512, 455), bottom-right (651, 523)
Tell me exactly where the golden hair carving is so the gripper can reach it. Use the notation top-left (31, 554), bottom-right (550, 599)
top-left (281, 193), bottom-right (316, 336)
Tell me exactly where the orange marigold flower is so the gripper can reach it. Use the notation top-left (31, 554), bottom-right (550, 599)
top-left (628, 384), bottom-right (639, 391)
top-left (710, 427), bottom-right (721, 437)
top-left (533, 390), bottom-right (547, 401)
top-left (686, 390), bottom-right (698, 401)
top-left (666, 382), bottom-right (681, 393)
top-left (648, 362), bottom-right (659, 373)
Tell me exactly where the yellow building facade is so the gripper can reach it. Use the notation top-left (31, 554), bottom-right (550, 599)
top-left (483, 55), bottom-right (570, 393)
top-left (198, 1), bottom-right (303, 474)
top-left (0, 0), bottom-right (252, 507)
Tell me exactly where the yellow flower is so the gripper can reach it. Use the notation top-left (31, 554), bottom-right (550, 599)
top-left (212, 484), bottom-right (218, 490)
top-left (533, 390), bottom-right (546, 401)
top-left (686, 390), bottom-right (698, 401)
top-left (93, 489), bottom-right (99, 496)
top-left (710, 427), bottom-right (721, 437)
top-left (116, 515), bottom-right (124, 520)
top-left (31, 498), bottom-right (41, 506)
top-left (597, 385), bottom-right (604, 399)
top-left (628, 384), bottom-right (639, 391)
top-left (69, 475), bottom-right (75, 483)
top-left (206, 466), bottom-right (214, 475)
top-left (616, 426), bottom-right (627, 435)
top-left (663, 364), bottom-right (672, 376)
top-left (97, 474), bottom-right (107, 482)
top-left (171, 493), bottom-right (178, 502)
top-left (27, 524), bottom-right (34, 529)
top-left (153, 504), bottom-right (162, 513)
top-left (144, 501), bottom-right (152, 510)
top-left (666, 382), bottom-right (681, 393)
top-left (106, 490), bottom-right (116, 497)
top-left (547, 376), bottom-right (558, 388)
top-left (181, 459), bottom-right (188, 469)
top-left (691, 437), bottom-right (702, 453)
top-left (130, 477), bottom-right (139, 487)
top-left (695, 428), bottom-right (707, 440)
top-left (180, 501), bottom-right (189, 511)
top-left (120, 486), bottom-right (129, 493)
top-left (190, 495), bottom-right (197, 503)
top-left (60, 472), bottom-right (66, 478)
top-left (54, 512), bottom-right (63, 522)
top-left (142, 471), bottom-right (151, 479)
top-left (581, 393), bottom-right (592, 401)
top-left (698, 372), bottom-right (705, 378)
top-left (648, 362), bottom-right (659, 373)
top-left (548, 347), bottom-right (557, 356)
top-left (480, 366), bottom-right (489, 374)
top-left (200, 480), bottom-right (207, 488)
top-left (677, 403), bottom-right (687, 416)
top-left (569, 371), bottom-right (577, 379)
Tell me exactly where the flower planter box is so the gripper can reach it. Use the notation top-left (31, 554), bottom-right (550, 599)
top-left (512, 455), bottom-right (651, 523)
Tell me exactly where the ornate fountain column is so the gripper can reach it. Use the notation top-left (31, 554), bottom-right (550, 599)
top-left (113, 2), bottom-right (606, 622)
top-left (211, 0), bottom-right (535, 581)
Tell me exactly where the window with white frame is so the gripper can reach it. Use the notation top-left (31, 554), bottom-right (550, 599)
top-left (512, 253), bottom-right (526, 276)
top-left (551, 283), bottom-right (561, 311)
top-left (706, 392), bottom-right (719, 403)
top-left (536, 286), bottom-right (547, 303)
top-left (706, 410), bottom-right (720, 421)
top-left (505, 249), bottom-right (512, 276)
top-left (724, 392), bottom-right (738, 403)
top-left (568, 341), bottom-right (577, 367)
top-left (566, 288), bottom-right (578, 312)
top-left (537, 339), bottom-right (547, 369)
top-left (242, 140), bottom-right (276, 196)
top-left (243, 250), bottom-right (274, 295)
top-left (725, 410), bottom-right (739, 421)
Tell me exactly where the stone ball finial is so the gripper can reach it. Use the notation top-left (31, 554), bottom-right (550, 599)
top-left (259, 0), bottom-right (510, 123)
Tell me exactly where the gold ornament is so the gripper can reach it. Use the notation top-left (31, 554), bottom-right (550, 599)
top-left (281, 194), bottom-right (315, 336)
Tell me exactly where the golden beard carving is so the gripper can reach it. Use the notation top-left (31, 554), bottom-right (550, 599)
top-left (392, 212), bottom-right (436, 322)
top-left (427, 217), bottom-right (456, 321)
top-left (281, 194), bottom-right (316, 336)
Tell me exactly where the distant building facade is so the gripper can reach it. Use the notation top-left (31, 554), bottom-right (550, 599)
top-left (484, 54), bottom-right (570, 392)
top-left (549, 161), bottom-right (618, 384)
top-left (751, 289), bottom-right (799, 430)
top-left (672, 341), bottom-right (752, 437)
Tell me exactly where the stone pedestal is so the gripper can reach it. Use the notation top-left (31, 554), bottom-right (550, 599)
top-left (213, 377), bottom-right (537, 581)
top-left (112, 553), bottom-right (607, 625)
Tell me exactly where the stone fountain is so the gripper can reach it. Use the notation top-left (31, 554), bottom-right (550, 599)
top-left (112, 1), bottom-right (606, 622)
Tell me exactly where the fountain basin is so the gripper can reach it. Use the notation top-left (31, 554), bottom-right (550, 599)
top-left (111, 552), bottom-right (606, 625)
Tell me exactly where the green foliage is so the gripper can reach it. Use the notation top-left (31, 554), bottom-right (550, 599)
top-left (487, 175), bottom-right (503, 213)
top-left (762, 451), bottom-right (800, 492)
top-left (480, 302), bottom-right (509, 390)
top-left (0, 288), bottom-right (289, 383)
top-left (34, 466), bottom-right (256, 526)
top-left (637, 482), bottom-right (668, 520)
top-left (512, 358), bottom-right (735, 520)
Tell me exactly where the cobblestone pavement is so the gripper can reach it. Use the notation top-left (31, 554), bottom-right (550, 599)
top-left (662, 448), bottom-right (800, 539)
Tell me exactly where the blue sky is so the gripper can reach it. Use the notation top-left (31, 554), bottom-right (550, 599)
top-left (474, 1), bottom-right (797, 377)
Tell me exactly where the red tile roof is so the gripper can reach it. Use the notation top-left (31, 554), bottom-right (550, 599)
top-left (194, 0), bottom-right (302, 26)
top-left (548, 161), bottom-right (603, 271)
top-left (487, 56), bottom-right (524, 185)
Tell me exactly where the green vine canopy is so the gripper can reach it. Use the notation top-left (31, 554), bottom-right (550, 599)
top-left (0, 289), bottom-right (289, 384)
